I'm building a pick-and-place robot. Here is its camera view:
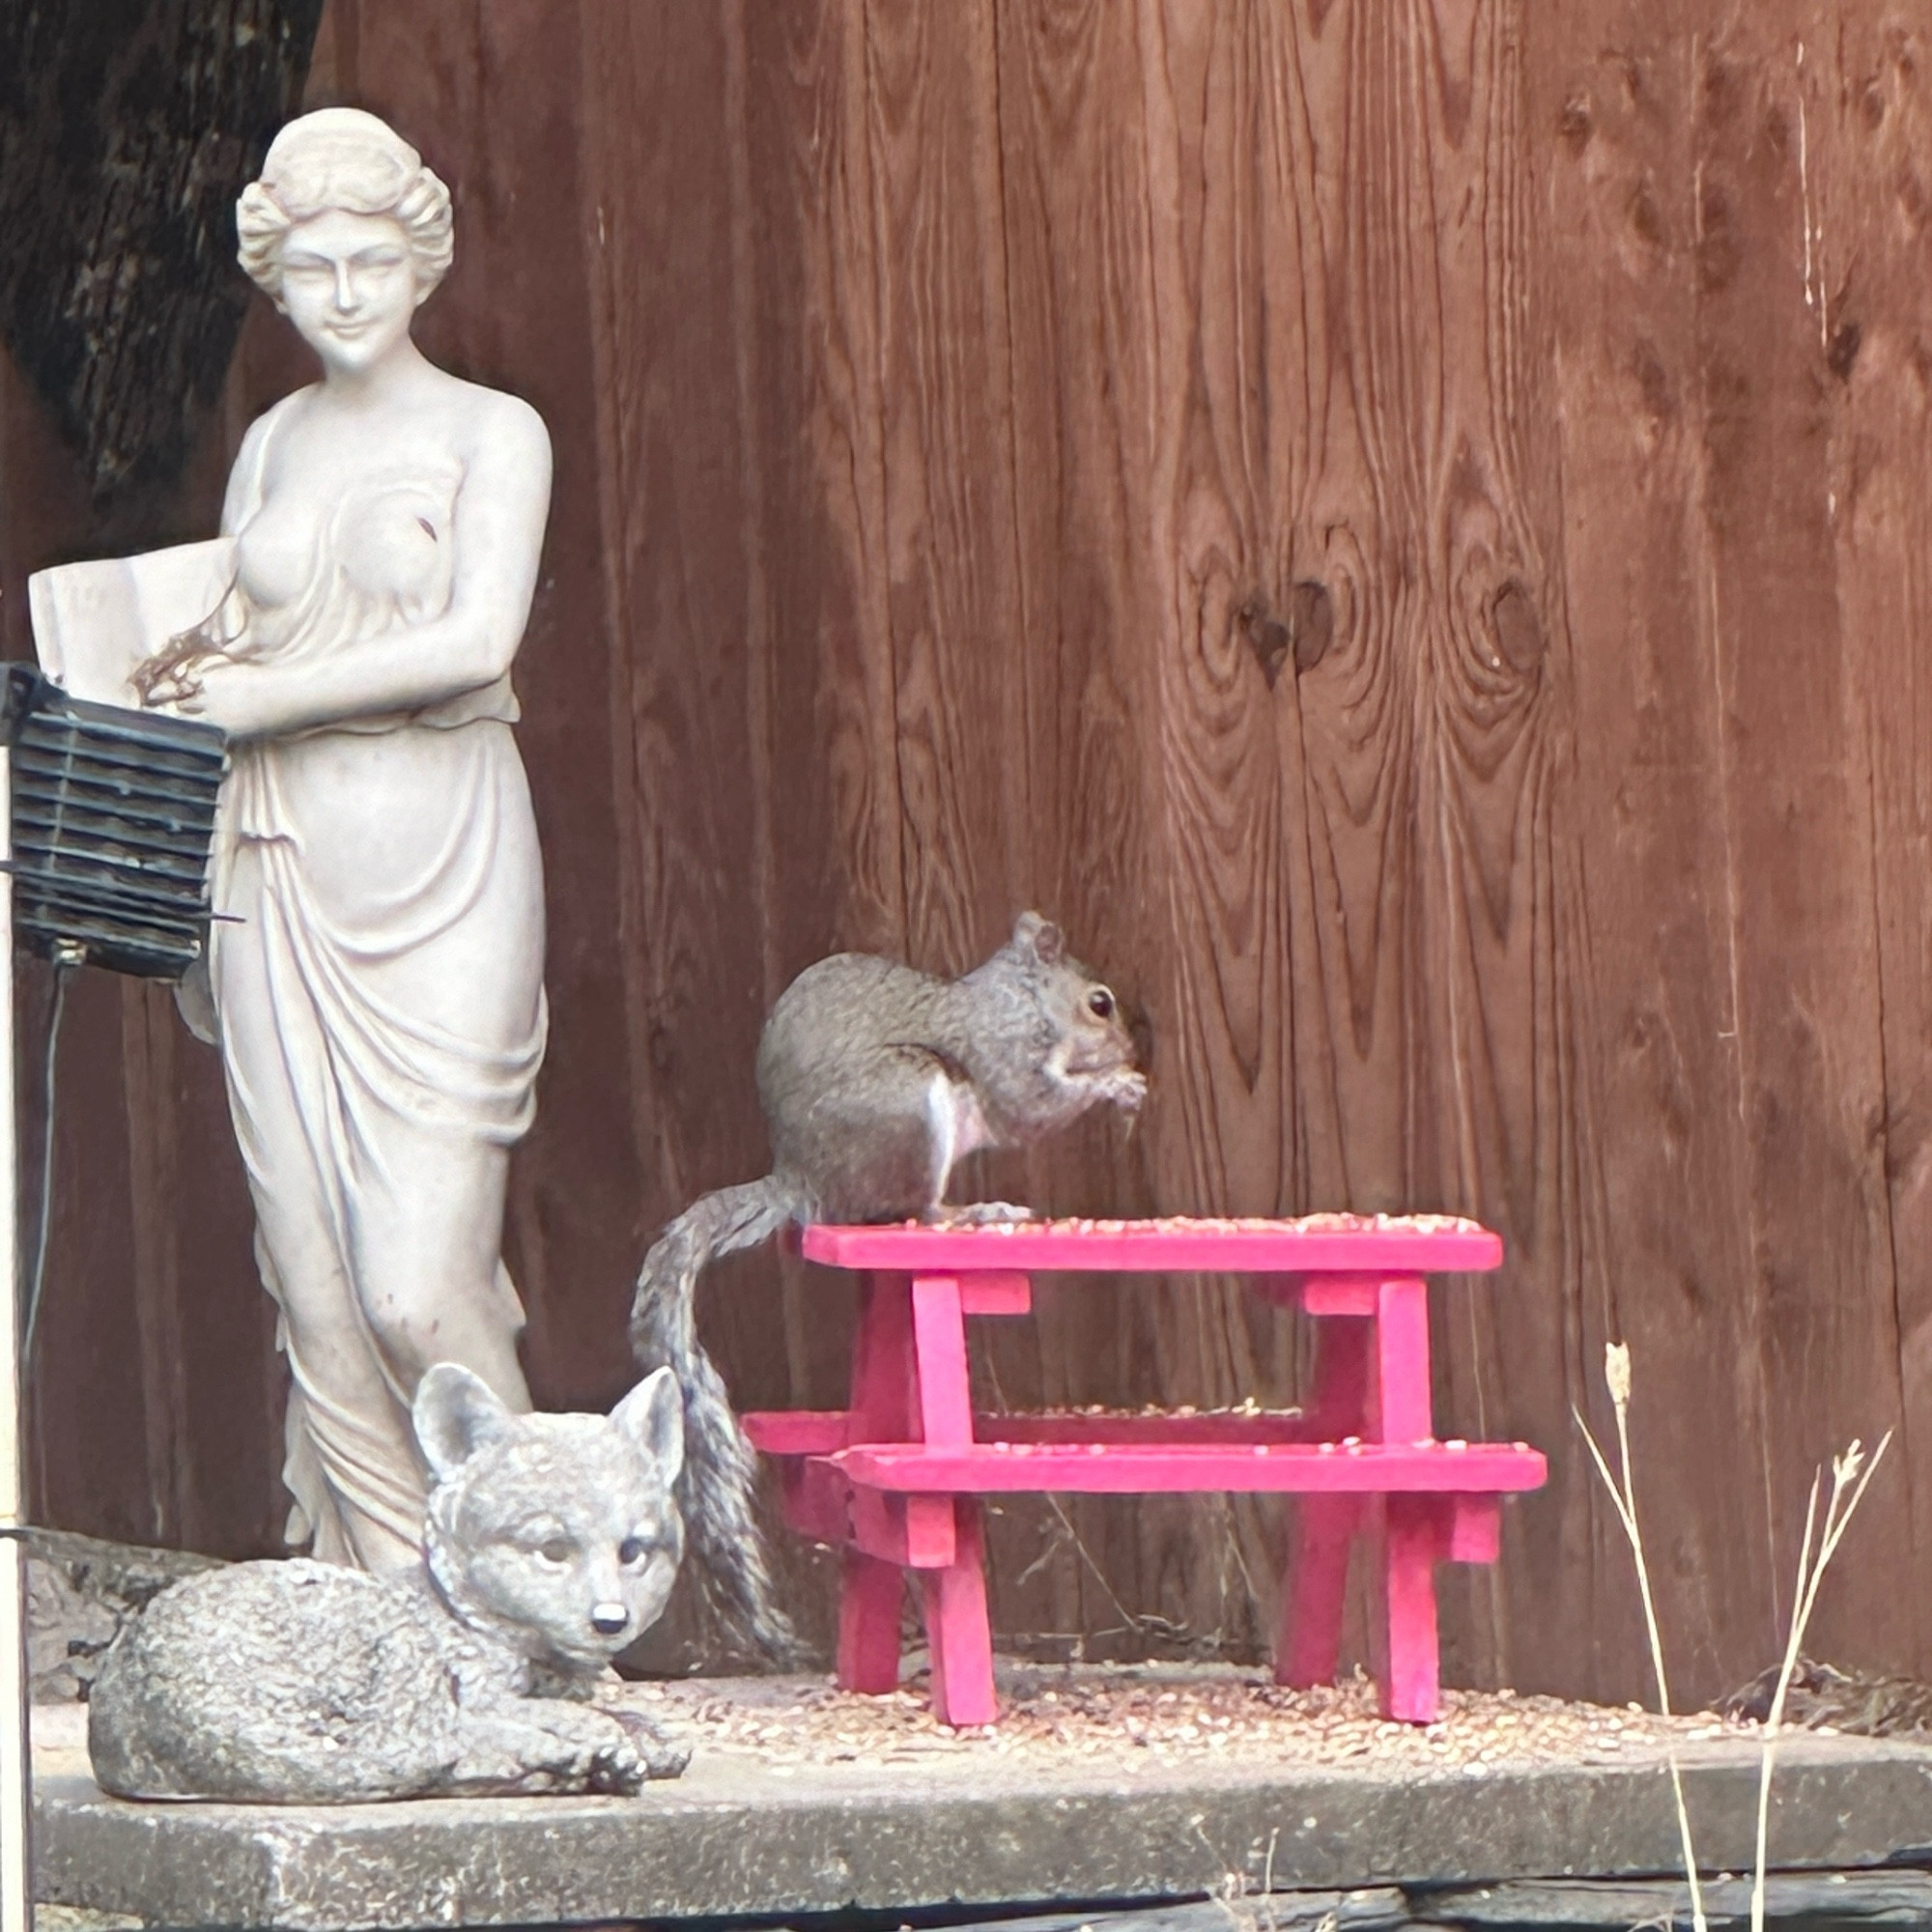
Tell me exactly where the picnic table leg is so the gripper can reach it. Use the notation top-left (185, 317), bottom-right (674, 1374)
top-left (1277, 1311), bottom-right (1370, 1689)
top-left (1377, 1494), bottom-right (1442, 1722)
top-left (1374, 1277), bottom-right (1432, 1444)
top-left (838, 1553), bottom-right (905, 1694)
top-left (909, 1273), bottom-right (998, 1725)
top-left (911, 1275), bottom-right (975, 1446)
top-left (836, 1273), bottom-right (917, 1695)
top-left (1278, 1494), bottom-right (1363, 1688)
top-left (922, 1501), bottom-right (996, 1726)
top-left (1369, 1275), bottom-right (1439, 1720)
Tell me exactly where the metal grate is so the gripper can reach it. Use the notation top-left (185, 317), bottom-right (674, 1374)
top-left (0, 664), bottom-right (226, 981)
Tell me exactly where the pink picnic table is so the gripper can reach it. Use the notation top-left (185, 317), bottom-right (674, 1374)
top-left (741, 1214), bottom-right (1545, 1727)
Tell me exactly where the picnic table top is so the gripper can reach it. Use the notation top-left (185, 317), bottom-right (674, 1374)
top-left (828, 1437), bottom-right (1546, 1493)
top-left (800, 1212), bottom-right (1503, 1276)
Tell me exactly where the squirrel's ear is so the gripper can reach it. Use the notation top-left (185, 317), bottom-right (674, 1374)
top-left (612, 1367), bottom-right (685, 1487)
top-left (413, 1363), bottom-right (515, 1479)
top-left (1013, 910), bottom-right (1065, 965)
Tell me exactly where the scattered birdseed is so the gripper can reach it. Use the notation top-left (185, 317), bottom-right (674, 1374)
top-left (607, 1662), bottom-right (1735, 1776)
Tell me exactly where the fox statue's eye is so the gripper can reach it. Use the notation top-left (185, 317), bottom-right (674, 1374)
top-left (1088, 987), bottom-right (1116, 1019)
top-left (538, 1536), bottom-right (572, 1565)
top-left (619, 1536), bottom-right (646, 1566)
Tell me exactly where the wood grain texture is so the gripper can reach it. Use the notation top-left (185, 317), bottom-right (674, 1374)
top-left (990, 0), bottom-right (1177, 1654)
top-left (1538, 3), bottom-right (1931, 1695)
top-left (1689, 13), bottom-right (1909, 1681)
top-left (1827, 13), bottom-right (1932, 1682)
top-left (577, 0), bottom-right (768, 1361)
top-left (13, 0), bottom-right (1932, 1708)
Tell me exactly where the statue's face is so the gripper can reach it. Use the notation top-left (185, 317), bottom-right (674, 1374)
top-left (275, 208), bottom-right (423, 375)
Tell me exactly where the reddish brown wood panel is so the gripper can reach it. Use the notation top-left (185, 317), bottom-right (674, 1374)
top-left (10, 0), bottom-right (1932, 1709)
top-left (1830, 13), bottom-right (1932, 1679)
top-left (1538, 4), bottom-right (1932, 1698)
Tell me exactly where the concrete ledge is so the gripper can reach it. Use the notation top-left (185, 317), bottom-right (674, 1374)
top-left (32, 1701), bottom-right (1932, 1930)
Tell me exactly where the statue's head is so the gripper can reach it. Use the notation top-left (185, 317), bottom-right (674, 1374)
top-left (237, 108), bottom-right (453, 374)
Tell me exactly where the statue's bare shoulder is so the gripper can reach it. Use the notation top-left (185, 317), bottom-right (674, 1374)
top-left (224, 375), bottom-right (548, 540)
top-left (438, 374), bottom-right (551, 478)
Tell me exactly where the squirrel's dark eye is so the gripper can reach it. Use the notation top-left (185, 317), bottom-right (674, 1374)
top-left (618, 1537), bottom-right (646, 1566)
top-left (1088, 987), bottom-right (1116, 1019)
top-left (538, 1537), bottom-right (573, 1566)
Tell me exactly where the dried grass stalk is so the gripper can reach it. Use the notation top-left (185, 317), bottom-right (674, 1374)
top-left (1574, 1342), bottom-right (1707, 1932)
top-left (1578, 1344), bottom-right (1893, 1932)
top-left (1748, 1434), bottom-right (1890, 1932)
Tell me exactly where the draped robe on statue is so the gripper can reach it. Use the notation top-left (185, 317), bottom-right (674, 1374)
top-left (205, 392), bottom-right (548, 1574)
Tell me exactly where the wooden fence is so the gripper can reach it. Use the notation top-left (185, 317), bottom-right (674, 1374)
top-left (2, 0), bottom-right (1929, 1708)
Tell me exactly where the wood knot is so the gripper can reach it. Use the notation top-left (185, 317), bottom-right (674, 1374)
top-left (1240, 600), bottom-right (1292, 687)
top-left (1491, 581), bottom-right (1546, 672)
top-left (1242, 582), bottom-right (1334, 688)
top-left (1827, 321), bottom-right (1861, 382)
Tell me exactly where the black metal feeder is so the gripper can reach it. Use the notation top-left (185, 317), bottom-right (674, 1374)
top-left (0, 664), bottom-right (227, 980)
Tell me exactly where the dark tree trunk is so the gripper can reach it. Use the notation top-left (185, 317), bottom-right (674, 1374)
top-left (0, 0), bottom-right (323, 500)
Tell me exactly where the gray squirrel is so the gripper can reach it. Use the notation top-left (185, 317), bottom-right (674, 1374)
top-left (631, 910), bottom-right (1147, 1664)
top-left (88, 1365), bottom-right (691, 1802)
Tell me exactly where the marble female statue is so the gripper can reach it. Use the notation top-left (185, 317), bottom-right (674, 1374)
top-left (133, 107), bottom-right (551, 1575)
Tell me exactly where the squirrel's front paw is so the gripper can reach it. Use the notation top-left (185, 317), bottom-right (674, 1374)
top-left (928, 1200), bottom-right (1033, 1227)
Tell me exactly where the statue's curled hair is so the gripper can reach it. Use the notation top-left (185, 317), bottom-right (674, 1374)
top-left (236, 107), bottom-right (453, 298)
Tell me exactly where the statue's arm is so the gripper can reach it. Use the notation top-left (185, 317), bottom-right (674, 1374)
top-left (182, 394), bottom-right (554, 739)
top-left (221, 406), bottom-right (280, 538)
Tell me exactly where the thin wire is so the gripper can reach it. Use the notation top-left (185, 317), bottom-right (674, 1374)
top-left (21, 962), bottom-right (71, 1364)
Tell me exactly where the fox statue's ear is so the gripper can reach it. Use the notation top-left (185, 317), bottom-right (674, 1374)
top-left (414, 1363), bottom-right (517, 1479)
top-left (1013, 910), bottom-right (1065, 966)
top-left (611, 1367), bottom-right (685, 1488)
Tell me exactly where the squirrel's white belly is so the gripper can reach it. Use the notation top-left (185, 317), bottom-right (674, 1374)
top-left (926, 1071), bottom-right (993, 1185)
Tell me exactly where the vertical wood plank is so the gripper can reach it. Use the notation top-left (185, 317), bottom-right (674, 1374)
top-left (118, 981), bottom-right (186, 1544)
top-left (863, 0), bottom-right (1030, 971)
top-left (1804, 13), bottom-right (1932, 1677)
top-left (1690, 14), bottom-right (1912, 1678)
top-left (1530, 8), bottom-right (1778, 1701)
top-left (994, 0), bottom-right (1189, 1655)
top-left (575, 0), bottom-right (771, 1350)
top-left (740, 0), bottom-right (907, 974)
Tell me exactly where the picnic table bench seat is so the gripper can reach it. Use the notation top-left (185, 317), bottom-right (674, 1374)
top-left (741, 1214), bottom-right (1545, 1727)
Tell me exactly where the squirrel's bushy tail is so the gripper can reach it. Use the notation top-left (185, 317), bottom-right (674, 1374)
top-left (630, 1174), bottom-right (810, 1667)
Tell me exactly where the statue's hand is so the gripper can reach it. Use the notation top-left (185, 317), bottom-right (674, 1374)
top-left (132, 634), bottom-right (237, 713)
top-left (168, 655), bottom-right (280, 738)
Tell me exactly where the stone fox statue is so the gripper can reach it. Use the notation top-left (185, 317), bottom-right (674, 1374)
top-left (631, 911), bottom-right (1147, 1665)
top-left (88, 1366), bottom-right (691, 1802)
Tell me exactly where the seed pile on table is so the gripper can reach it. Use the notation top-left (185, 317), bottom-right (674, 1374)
top-left (611, 1666), bottom-right (1739, 1774)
